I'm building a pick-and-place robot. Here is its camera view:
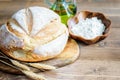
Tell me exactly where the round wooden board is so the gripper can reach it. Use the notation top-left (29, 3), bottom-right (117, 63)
top-left (0, 38), bottom-right (80, 74)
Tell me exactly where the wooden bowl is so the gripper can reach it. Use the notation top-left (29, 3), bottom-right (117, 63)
top-left (67, 11), bottom-right (111, 44)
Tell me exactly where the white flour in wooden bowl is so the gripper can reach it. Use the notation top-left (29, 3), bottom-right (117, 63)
top-left (71, 17), bottom-right (105, 39)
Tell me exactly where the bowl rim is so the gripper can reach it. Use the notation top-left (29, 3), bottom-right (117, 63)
top-left (67, 11), bottom-right (111, 44)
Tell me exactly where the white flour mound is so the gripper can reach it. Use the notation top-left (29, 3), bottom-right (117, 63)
top-left (71, 17), bottom-right (105, 39)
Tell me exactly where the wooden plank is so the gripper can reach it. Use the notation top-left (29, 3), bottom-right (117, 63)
top-left (0, 0), bottom-right (12, 1)
top-left (0, 14), bottom-right (120, 28)
top-left (0, 1), bottom-right (120, 28)
top-left (43, 60), bottom-right (120, 80)
top-left (56, 60), bottom-right (120, 75)
top-left (0, 0), bottom-right (120, 13)
top-left (1, 8), bottom-right (120, 17)
top-left (82, 40), bottom-right (120, 49)
top-left (0, 60), bottom-right (120, 80)
top-left (80, 48), bottom-right (120, 60)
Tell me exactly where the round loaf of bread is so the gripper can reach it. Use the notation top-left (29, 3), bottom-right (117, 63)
top-left (0, 6), bottom-right (68, 62)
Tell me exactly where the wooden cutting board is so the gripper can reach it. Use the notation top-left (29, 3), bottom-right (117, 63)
top-left (0, 38), bottom-right (80, 74)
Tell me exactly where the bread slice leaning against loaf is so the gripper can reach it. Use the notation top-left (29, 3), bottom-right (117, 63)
top-left (0, 6), bottom-right (69, 62)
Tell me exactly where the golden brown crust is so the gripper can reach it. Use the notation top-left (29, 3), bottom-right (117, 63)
top-left (0, 21), bottom-right (68, 62)
top-left (0, 7), bottom-right (69, 62)
top-left (2, 50), bottom-right (57, 62)
top-left (0, 38), bottom-right (79, 74)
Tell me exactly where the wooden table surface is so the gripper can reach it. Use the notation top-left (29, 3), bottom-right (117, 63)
top-left (0, 0), bottom-right (120, 80)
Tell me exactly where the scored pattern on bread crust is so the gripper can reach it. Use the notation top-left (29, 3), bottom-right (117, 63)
top-left (25, 8), bottom-right (33, 34)
top-left (0, 6), bottom-right (68, 62)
